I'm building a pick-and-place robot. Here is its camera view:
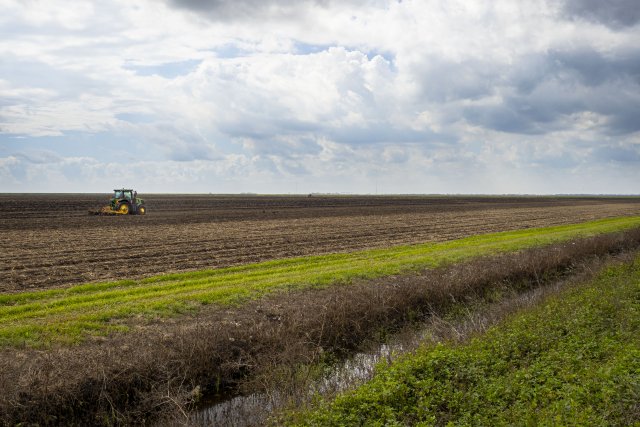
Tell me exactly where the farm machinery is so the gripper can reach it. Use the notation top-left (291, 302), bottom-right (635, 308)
top-left (89, 189), bottom-right (147, 215)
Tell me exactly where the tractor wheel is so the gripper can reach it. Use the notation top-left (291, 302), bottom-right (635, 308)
top-left (118, 203), bottom-right (130, 215)
top-left (138, 205), bottom-right (146, 215)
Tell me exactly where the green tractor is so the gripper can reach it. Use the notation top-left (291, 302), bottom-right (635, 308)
top-left (91, 189), bottom-right (146, 215)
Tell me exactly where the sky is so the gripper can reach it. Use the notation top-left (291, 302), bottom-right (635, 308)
top-left (1, 0), bottom-right (639, 194)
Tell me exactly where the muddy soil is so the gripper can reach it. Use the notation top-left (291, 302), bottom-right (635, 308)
top-left (1, 194), bottom-right (639, 292)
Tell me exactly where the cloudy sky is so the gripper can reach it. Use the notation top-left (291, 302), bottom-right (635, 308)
top-left (1, 0), bottom-right (639, 194)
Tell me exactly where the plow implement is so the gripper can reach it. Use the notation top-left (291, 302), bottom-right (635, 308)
top-left (88, 205), bottom-right (130, 215)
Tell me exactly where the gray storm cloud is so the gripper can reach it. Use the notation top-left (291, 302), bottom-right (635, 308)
top-left (166, 0), bottom-right (346, 21)
top-left (453, 46), bottom-right (640, 136)
top-left (563, 0), bottom-right (640, 28)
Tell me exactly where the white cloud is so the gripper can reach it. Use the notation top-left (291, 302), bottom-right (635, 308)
top-left (0, 0), bottom-right (639, 193)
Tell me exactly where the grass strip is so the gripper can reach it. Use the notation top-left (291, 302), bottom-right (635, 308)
top-left (1, 216), bottom-right (640, 348)
top-left (286, 252), bottom-right (640, 426)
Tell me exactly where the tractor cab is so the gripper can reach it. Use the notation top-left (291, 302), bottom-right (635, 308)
top-left (113, 189), bottom-right (135, 201)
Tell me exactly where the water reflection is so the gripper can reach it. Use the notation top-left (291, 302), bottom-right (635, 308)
top-left (190, 341), bottom-right (413, 426)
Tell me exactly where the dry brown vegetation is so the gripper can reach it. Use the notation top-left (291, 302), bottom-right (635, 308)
top-left (2, 194), bottom-right (640, 292)
top-left (2, 228), bottom-right (640, 426)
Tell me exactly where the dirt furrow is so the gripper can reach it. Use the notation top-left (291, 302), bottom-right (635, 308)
top-left (2, 195), bottom-right (639, 292)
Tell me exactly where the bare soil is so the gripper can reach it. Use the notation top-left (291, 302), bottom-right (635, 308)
top-left (2, 194), bottom-right (639, 292)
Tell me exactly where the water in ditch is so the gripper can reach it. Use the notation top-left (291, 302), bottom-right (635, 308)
top-left (187, 280), bottom-right (564, 426)
top-left (189, 341), bottom-right (410, 427)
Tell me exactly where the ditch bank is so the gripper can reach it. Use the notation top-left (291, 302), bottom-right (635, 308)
top-left (282, 248), bottom-right (640, 426)
top-left (2, 228), bottom-right (640, 425)
top-left (191, 249), bottom-right (637, 427)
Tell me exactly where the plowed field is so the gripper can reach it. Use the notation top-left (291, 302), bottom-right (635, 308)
top-left (2, 194), bottom-right (639, 293)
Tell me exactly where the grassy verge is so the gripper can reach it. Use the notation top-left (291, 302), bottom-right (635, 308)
top-left (286, 252), bottom-right (640, 426)
top-left (2, 216), bottom-right (640, 348)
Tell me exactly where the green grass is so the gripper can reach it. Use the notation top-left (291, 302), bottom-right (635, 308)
top-left (286, 251), bottom-right (640, 426)
top-left (2, 216), bottom-right (640, 348)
